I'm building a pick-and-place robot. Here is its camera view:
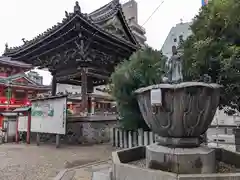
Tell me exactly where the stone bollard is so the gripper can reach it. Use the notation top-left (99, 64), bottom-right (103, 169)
top-left (138, 129), bottom-right (144, 146)
top-left (123, 131), bottom-right (128, 148)
top-left (132, 131), bottom-right (137, 147)
top-left (128, 131), bottom-right (132, 148)
top-left (235, 128), bottom-right (240, 152)
top-left (144, 131), bottom-right (149, 146)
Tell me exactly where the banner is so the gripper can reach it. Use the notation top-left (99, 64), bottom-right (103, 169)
top-left (202, 0), bottom-right (209, 6)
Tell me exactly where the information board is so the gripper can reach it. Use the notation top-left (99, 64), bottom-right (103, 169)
top-left (31, 96), bottom-right (67, 134)
top-left (18, 116), bottom-right (28, 132)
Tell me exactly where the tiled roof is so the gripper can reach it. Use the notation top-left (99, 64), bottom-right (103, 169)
top-left (3, 0), bottom-right (138, 56)
top-left (0, 56), bottom-right (32, 68)
top-left (0, 73), bottom-right (51, 89)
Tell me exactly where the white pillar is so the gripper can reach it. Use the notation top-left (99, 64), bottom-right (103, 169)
top-left (123, 131), bottom-right (128, 148)
top-left (149, 132), bottom-right (154, 144)
top-left (111, 128), bottom-right (115, 146)
top-left (114, 128), bottom-right (118, 147)
top-left (128, 131), bottom-right (132, 148)
top-left (144, 131), bottom-right (149, 146)
top-left (119, 129), bottom-right (123, 148)
top-left (138, 129), bottom-right (143, 146)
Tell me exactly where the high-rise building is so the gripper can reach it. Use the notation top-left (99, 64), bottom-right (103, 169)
top-left (122, 0), bottom-right (147, 46)
top-left (161, 22), bottom-right (192, 58)
top-left (27, 70), bottom-right (43, 85)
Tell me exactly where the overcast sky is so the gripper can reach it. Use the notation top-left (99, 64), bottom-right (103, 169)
top-left (0, 0), bottom-right (201, 85)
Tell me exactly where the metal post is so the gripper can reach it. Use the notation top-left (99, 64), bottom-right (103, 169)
top-left (81, 68), bottom-right (88, 116)
top-left (6, 80), bottom-right (10, 111)
top-left (56, 134), bottom-right (60, 148)
top-left (216, 113), bottom-right (219, 147)
top-left (26, 110), bottom-right (31, 144)
top-left (36, 133), bottom-right (40, 146)
top-left (51, 73), bottom-right (60, 148)
top-left (15, 116), bottom-right (19, 143)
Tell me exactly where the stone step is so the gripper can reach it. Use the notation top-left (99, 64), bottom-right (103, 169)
top-left (92, 168), bottom-right (112, 180)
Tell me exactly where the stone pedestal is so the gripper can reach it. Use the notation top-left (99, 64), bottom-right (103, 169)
top-left (156, 136), bottom-right (200, 148)
top-left (146, 143), bottom-right (215, 174)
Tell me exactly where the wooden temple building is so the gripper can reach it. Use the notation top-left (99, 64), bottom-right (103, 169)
top-left (66, 88), bottom-right (116, 115)
top-left (2, 0), bottom-right (139, 116)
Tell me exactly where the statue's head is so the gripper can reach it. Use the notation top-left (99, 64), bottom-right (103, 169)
top-left (172, 45), bottom-right (177, 55)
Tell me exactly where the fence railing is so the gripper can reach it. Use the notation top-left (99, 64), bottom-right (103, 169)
top-left (111, 128), bottom-right (157, 148)
top-left (111, 128), bottom-right (238, 150)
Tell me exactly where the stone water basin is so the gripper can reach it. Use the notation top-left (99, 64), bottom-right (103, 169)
top-left (112, 146), bottom-right (240, 180)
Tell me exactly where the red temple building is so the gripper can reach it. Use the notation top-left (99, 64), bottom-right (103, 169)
top-left (0, 56), bottom-right (51, 111)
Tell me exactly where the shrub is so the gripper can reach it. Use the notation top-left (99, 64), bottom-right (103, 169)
top-left (111, 47), bottom-right (167, 130)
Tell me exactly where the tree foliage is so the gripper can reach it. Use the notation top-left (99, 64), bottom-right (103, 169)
top-left (111, 47), bottom-right (167, 130)
top-left (182, 0), bottom-right (240, 112)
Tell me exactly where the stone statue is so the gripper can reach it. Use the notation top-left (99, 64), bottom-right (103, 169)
top-left (74, 1), bottom-right (81, 13)
top-left (164, 46), bottom-right (183, 83)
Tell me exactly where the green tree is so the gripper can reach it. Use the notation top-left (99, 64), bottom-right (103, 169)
top-left (182, 0), bottom-right (240, 112)
top-left (111, 47), bottom-right (167, 130)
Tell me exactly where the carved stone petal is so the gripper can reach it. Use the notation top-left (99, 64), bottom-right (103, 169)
top-left (135, 82), bottom-right (222, 138)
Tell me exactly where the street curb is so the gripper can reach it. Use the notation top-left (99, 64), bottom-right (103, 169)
top-left (53, 169), bottom-right (68, 180)
top-left (68, 158), bottom-right (111, 170)
top-left (53, 159), bottom-right (111, 180)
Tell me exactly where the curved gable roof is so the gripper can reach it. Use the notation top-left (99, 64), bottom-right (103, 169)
top-left (3, 0), bottom-right (139, 57)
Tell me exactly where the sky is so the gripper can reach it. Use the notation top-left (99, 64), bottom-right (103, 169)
top-left (0, 0), bottom-right (201, 85)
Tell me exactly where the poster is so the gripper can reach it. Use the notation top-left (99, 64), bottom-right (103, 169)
top-left (18, 116), bottom-right (28, 132)
top-left (31, 96), bottom-right (67, 134)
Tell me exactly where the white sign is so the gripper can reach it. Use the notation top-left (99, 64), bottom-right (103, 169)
top-left (18, 116), bottom-right (28, 132)
top-left (151, 89), bottom-right (162, 105)
top-left (31, 96), bottom-right (67, 134)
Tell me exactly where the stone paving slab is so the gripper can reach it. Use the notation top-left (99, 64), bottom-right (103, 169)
top-left (60, 170), bottom-right (76, 180)
top-left (72, 160), bottom-right (112, 180)
top-left (0, 143), bottom-right (114, 180)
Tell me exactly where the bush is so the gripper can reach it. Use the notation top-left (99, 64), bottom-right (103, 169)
top-left (111, 47), bottom-right (167, 130)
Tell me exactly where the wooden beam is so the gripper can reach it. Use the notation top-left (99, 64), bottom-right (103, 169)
top-left (55, 65), bottom-right (112, 82)
top-left (86, 68), bottom-right (110, 80)
top-left (51, 73), bottom-right (57, 96)
top-left (86, 72), bottom-right (109, 80)
top-left (81, 68), bottom-right (88, 114)
top-left (57, 78), bottom-right (106, 86)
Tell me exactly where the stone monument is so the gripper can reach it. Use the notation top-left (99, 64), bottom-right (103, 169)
top-left (134, 46), bottom-right (222, 174)
top-left (164, 45), bottom-right (183, 83)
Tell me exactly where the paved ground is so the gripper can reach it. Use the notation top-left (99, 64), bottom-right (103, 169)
top-left (0, 143), bottom-right (114, 180)
top-left (72, 160), bottom-right (112, 180)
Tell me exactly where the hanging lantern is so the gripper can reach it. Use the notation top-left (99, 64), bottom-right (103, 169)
top-left (24, 99), bottom-right (31, 106)
top-left (10, 98), bottom-right (15, 104)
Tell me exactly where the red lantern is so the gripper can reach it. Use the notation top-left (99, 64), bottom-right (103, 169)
top-left (0, 97), bottom-right (7, 104)
top-left (10, 98), bottom-right (15, 104)
top-left (25, 99), bottom-right (31, 106)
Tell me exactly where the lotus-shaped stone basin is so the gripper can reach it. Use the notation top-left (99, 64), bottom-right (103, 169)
top-left (135, 82), bottom-right (222, 141)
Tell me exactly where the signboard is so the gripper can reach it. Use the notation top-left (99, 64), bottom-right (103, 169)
top-left (31, 96), bottom-right (67, 134)
top-left (18, 116), bottom-right (28, 132)
top-left (151, 89), bottom-right (162, 105)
